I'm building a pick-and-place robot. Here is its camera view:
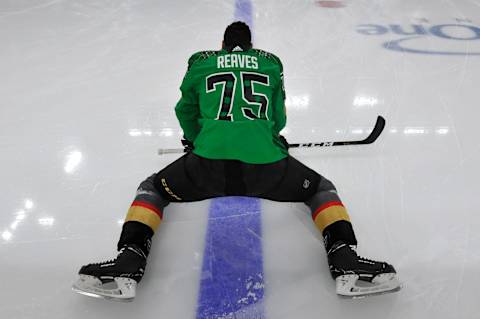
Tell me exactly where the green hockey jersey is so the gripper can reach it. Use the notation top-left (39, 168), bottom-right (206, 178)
top-left (175, 48), bottom-right (288, 164)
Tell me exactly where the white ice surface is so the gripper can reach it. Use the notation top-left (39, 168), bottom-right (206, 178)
top-left (1, 1), bottom-right (479, 318)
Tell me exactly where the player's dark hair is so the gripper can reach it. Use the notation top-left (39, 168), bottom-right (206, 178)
top-left (223, 21), bottom-right (252, 52)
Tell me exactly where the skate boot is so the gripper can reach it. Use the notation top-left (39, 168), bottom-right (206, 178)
top-left (72, 244), bottom-right (147, 302)
top-left (327, 241), bottom-right (401, 298)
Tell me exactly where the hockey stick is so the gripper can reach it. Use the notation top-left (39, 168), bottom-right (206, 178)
top-left (288, 115), bottom-right (386, 148)
top-left (157, 116), bottom-right (386, 155)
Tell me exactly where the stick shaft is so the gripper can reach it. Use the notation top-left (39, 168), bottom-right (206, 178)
top-left (158, 116), bottom-right (386, 155)
top-left (289, 115), bottom-right (386, 148)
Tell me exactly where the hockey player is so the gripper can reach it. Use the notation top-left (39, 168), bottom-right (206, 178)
top-left (72, 21), bottom-right (400, 301)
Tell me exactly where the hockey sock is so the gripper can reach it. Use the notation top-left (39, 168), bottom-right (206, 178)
top-left (124, 198), bottom-right (164, 233)
top-left (322, 220), bottom-right (357, 252)
top-left (117, 174), bottom-right (170, 256)
top-left (311, 201), bottom-right (357, 250)
top-left (306, 179), bottom-right (357, 251)
top-left (126, 173), bottom-right (169, 230)
top-left (117, 221), bottom-right (153, 256)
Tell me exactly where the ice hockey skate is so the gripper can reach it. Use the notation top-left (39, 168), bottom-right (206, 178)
top-left (72, 244), bottom-right (147, 302)
top-left (327, 241), bottom-right (401, 298)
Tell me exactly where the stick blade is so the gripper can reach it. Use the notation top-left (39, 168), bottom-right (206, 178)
top-left (362, 115), bottom-right (386, 144)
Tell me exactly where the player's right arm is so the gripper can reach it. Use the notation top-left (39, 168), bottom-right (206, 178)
top-left (175, 60), bottom-right (201, 142)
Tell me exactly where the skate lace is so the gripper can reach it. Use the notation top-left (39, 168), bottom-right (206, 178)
top-left (92, 247), bottom-right (126, 265)
top-left (357, 255), bottom-right (380, 264)
top-left (348, 245), bottom-right (380, 264)
top-left (329, 243), bottom-right (380, 264)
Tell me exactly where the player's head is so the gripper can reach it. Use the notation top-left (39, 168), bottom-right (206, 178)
top-left (222, 21), bottom-right (252, 52)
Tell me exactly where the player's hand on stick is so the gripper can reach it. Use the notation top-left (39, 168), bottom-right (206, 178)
top-left (279, 135), bottom-right (289, 150)
top-left (181, 138), bottom-right (194, 152)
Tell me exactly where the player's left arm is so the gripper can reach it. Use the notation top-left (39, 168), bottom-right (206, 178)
top-left (271, 70), bottom-right (287, 136)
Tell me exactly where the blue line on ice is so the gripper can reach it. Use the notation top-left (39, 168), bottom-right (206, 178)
top-left (196, 2), bottom-right (264, 317)
top-left (196, 197), bottom-right (265, 319)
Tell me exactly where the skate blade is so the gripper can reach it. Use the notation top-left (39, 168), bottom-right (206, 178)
top-left (72, 275), bottom-right (136, 302)
top-left (336, 273), bottom-right (401, 299)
